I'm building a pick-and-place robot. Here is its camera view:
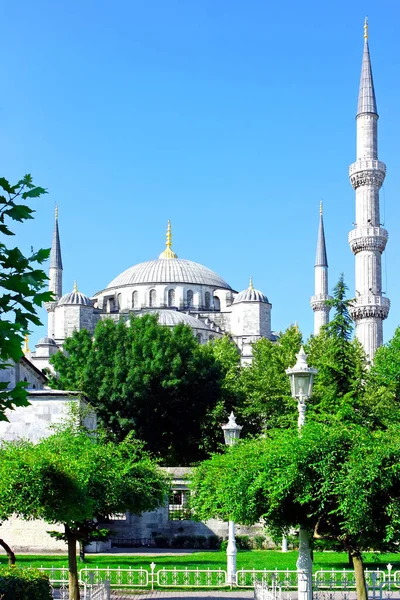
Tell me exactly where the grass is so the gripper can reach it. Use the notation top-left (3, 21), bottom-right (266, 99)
top-left (6, 550), bottom-right (400, 573)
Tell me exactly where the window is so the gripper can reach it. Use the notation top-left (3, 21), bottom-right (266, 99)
top-left (168, 490), bottom-right (192, 520)
top-left (117, 293), bottom-right (122, 309)
top-left (187, 289), bottom-right (193, 307)
top-left (132, 291), bottom-right (138, 308)
top-left (205, 291), bottom-right (211, 309)
top-left (196, 333), bottom-right (202, 343)
top-left (213, 296), bottom-right (220, 311)
top-left (108, 298), bottom-right (115, 312)
top-left (149, 289), bottom-right (156, 307)
top-left (168, 289), bottom-right (175, 307)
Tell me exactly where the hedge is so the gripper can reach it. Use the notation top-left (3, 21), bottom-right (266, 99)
top-left (0, 566), bottom-right (52, 600)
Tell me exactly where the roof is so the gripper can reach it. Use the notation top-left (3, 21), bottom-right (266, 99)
top-left (21, 356), bottom-right (48, 383)
top-left (50, 213), bottom-right (63, 270)
top-left (233, 279), bottom-right (269, 304)
top-left (315, 212), bottom-right (328, 267)
top-left (357, 40), bottom-right (378, 116)
top-left (141, 309), bottom-right (215, 332)
top-left (103, 258), bottom-right (232, 291)
top-left (58, 290), bottom-right (92, 306)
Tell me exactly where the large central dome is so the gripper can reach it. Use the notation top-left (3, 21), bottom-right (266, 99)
top-left (106, 258), bottom-right (232, 290)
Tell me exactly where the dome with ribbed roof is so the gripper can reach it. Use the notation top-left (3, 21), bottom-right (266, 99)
top-left (37, 336), bottom-right (57, 346)
top-left (142, 309), bottom-right (216, 332)
top-left (105, 258), bottom-right (231, 291)
top-left (233, 278), bottom-right (269, 304)
top-left (58, 283), bottom-right (92, 306)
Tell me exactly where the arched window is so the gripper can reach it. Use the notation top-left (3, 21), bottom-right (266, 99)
top-left (187, 290), bottom-right (193, 308)
top-left (149, 289), bottom-right (156, 307)
top-left (132, 291), bottom-right (138, 308)
top-left (117, 293), bottom-right (122, 310)
top-left (196, 333), bottom-right (202, 343)
top-left (205, 291), bottom-right (211, 309)
top-left (108, 298), bottom-right (115, 312)
top-left (213, 296), bottom-right (220, 311)
top-left (168, 289), bottom-right (176, 307)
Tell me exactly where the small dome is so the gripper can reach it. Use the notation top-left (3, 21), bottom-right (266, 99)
top-left (59, 283), bottom-right (91, 307)
top-left (37, 336), bottom-right (57, 346)
top-left (233, 278), bottom-right (269, 304)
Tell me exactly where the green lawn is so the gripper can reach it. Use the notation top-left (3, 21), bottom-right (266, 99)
top-left (8, 550), bottom-right (400, 572)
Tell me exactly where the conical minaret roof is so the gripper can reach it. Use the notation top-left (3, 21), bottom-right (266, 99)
top-left (50, 206), bottom-right (63, 270)
top-left (357, 18), bottom-right (378, 117)
top-left (315, 202), bottom-right (328, 267)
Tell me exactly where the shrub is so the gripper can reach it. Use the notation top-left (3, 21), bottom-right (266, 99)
top-left (236, 535), bottom-right (251, 550)
top-left (252, 535), bottom-right (265, 549)
top-left (153, 535), bottom-right (169, 548)
top-left (0, 566), bottom-right (52, 600)
top-left (207, 535), bottom-right (222, 549)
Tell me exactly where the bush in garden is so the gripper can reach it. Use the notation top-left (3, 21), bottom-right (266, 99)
top-left (0, 566), bottom-right (52, 600)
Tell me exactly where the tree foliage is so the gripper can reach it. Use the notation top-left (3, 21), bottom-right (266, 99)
top-left (49, 315), bottom-right (228, 465)
top-left (0, 424), bottom-right (168, 600)
top-left (238, 325), bottom-right (302, 432)
top-left (0, 175), bottom-right (52, 420)
top-left (190, 422), bottom-right (400, 600)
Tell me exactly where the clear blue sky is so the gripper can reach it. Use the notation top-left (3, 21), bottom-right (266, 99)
top-left (1, 0), bottom-right (399, 344)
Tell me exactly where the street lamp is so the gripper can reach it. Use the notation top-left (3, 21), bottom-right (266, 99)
top-left (221, 412), bottom-right (242, 587)
top-left (285, 346), bottom-right (317, 600)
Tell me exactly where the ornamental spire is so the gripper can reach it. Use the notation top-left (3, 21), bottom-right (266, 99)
top-left (23, 334), bottom-right (30, 354)
top-left (249, 276), bottom-right (254, 290)
top-left (73, 281), bottom-right (78, 293)
top-left (159, 220), bottom-right (178, 259)
top-left (357, 17), bottom-right (377, 116)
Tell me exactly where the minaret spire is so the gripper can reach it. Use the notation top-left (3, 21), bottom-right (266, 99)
top-left (46, 206), bottom-right (63, 338)
top-left (310, 202), bottom-right (332, 334)
top-left (348, 20), bottom-right (389, 359)
top-left (49, 205), bottom-right (63, 300)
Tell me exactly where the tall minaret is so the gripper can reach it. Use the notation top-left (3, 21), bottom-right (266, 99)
top-left (46, 206), bottom-right (63, 337)
top-left (310, 202), bottom-right (332, 334)
top-left (348, 18), bottom-right (390, 359)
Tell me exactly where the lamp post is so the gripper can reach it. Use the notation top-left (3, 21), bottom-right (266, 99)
top-left (221, 412), bottom-right (242, 587)
top-left (286, 347), bottom-right (317, 600)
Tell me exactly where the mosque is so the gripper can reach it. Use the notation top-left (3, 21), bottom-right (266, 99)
top-left (29, 18), bottom-right (389, 373)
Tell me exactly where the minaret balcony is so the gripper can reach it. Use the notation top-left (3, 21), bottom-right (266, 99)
top-left (348, 226), bottom-right (388, 254)
top-left (349, 295), bottom-right (390, 321)
top-left (349, 159), bottom-right (386, 189)
top-left (310, 294), bottom-right (332, 312)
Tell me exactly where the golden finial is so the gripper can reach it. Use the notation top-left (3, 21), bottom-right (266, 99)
top-left (320, 200), bottom-right (323, 215)
top-left (159, 220), bottom-right (178, 260)
top-left (23, 334), bottom-right (30, 354)
top-left (364, 16), bottom-right (368, 40)
top-left (249, 276), bottom-right (254, 290)
top-left (294, 321), bottom-right (299, 331)
top-left (73, 281), bottom-right (78, 293)
top-left (55, 204), bottom-right (59, 220)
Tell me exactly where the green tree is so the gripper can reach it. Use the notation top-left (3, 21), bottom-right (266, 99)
top-left (0, 175), bottom-right (52, 419)
top-left (306, 275), bottom-right (367, 423)
top-left (50, 315), bottom-right (226, 465)
top-left (239, 325), bottom-right (302, 432)
top-left (0, 426), bottom-right (169, 600)
top-left (190, 422), bottom-right (400, 600)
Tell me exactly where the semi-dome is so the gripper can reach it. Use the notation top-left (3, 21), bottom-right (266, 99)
top-left (58, 282), bottom-right (92, 306)
top-left (233, 278), bottom-right (269, 304)
top-left (142, 309), bottom-right (216, 332)
top-left (105, 259), bottom-right (231, 291)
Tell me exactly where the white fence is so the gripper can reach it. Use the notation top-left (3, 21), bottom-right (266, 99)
top-left (41, 563), bottom-right (400, 597)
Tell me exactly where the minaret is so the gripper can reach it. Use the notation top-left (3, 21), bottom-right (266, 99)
top-left (310, 202), bottom-right (332, 334)
top-left (348, 19), bottom-right (389, 359)
top-left (46, 206), bottom-right (63, 338)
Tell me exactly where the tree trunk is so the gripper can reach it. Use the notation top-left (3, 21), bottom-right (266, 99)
top-left (352, 550), bottom-right (367, 600)
top-left (0, 538), bottom-right (16, 565)
top-left (66, 526), bottom-right (80, 600)
top-left (79, 541), bottom-right (86, 563)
